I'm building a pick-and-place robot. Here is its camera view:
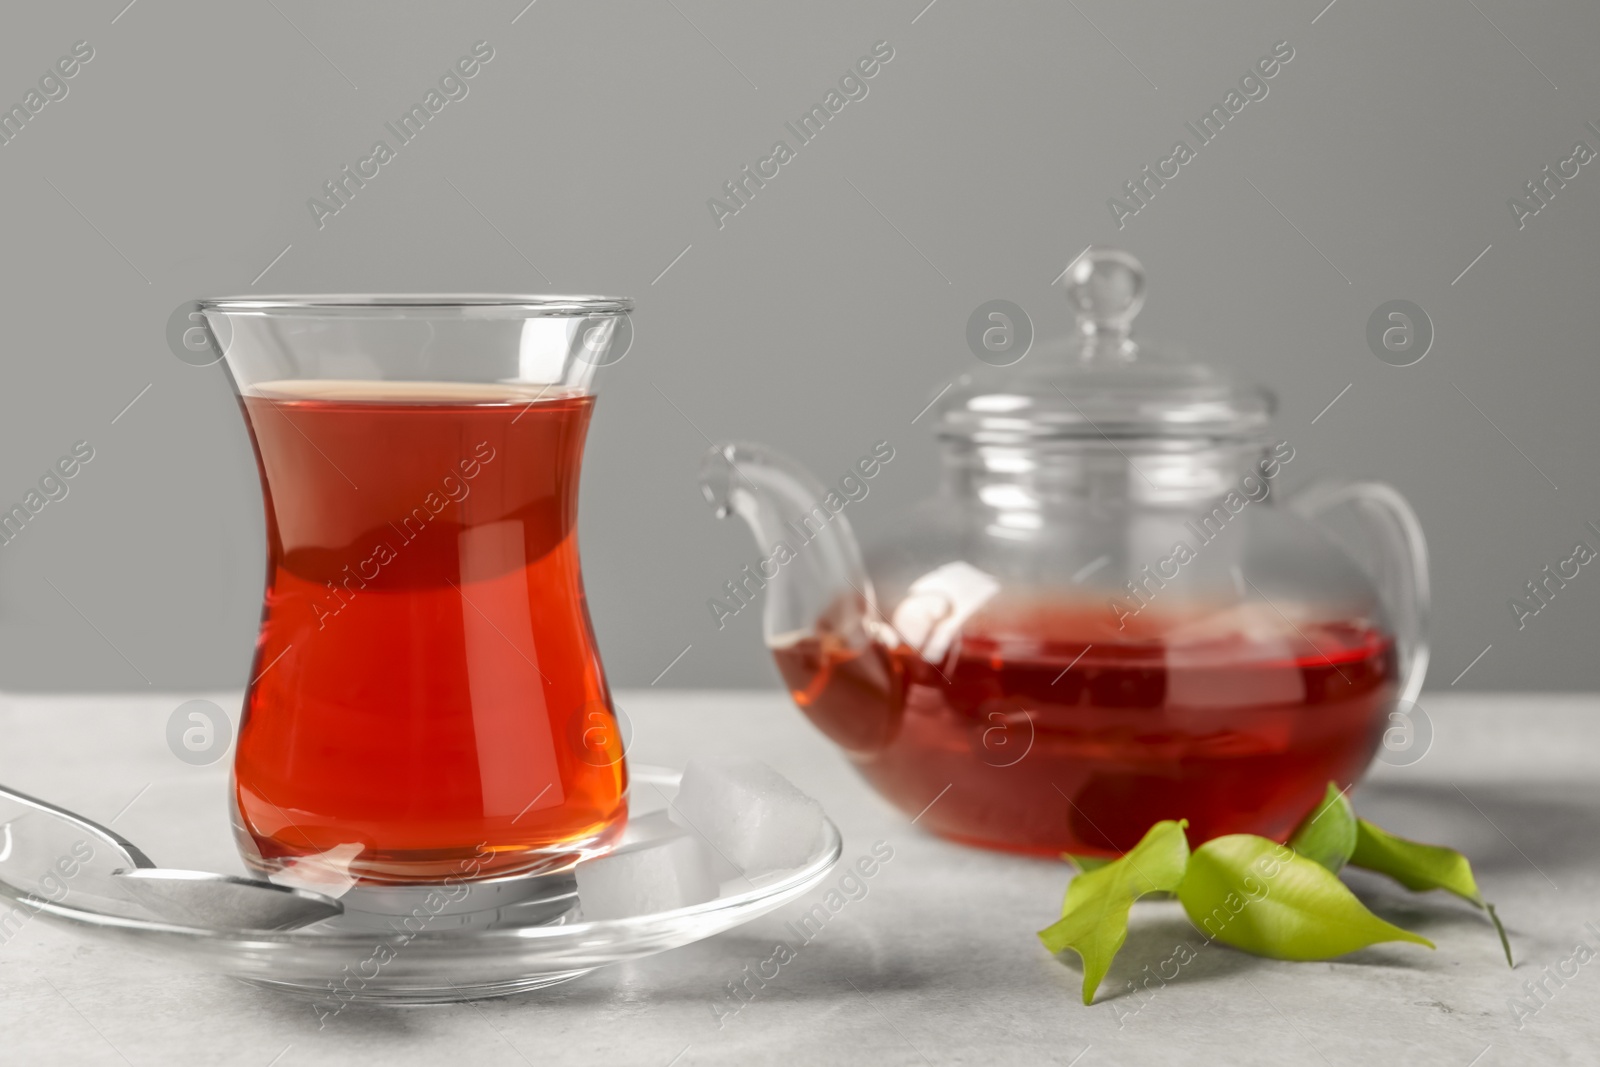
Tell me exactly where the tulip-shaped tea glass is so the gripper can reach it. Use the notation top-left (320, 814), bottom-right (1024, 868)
top-left (200, 296), bottom-right (632, 886)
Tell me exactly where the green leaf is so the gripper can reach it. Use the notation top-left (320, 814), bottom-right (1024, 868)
top-left (1287, 782), bottom-right (1357, 873)
top-left (1066, 851), bottom-right (1175, 899)
top-left (1349, 818), bottom-right (1480, 898)
top-left (1177, 834), bottom-right (1433, 960)
top-left (1349, 818), bottom-right (1513, 967)
top-left (1039, 820), bottom-right (1190, 1004)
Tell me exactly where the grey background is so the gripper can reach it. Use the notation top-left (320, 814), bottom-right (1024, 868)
top-left (0, 0), bottom-right (1595, 693)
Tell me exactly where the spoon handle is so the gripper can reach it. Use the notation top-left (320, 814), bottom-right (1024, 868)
top-left (0, 782), bottom-right (155, 870)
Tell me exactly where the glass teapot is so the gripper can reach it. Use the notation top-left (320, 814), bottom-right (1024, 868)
top-left (701, 249), bottom-right (1427, 856)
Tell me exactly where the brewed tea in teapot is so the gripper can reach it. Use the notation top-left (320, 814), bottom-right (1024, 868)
top-left (704, 250), bottom-right (1426, 855)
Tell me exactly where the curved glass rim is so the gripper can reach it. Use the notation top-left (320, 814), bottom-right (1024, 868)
top-left (199, 294), bottom-right (633, 316)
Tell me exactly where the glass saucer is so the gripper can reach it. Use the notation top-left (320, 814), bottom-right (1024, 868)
top-left (0, 767), bottom-right (842, 1005)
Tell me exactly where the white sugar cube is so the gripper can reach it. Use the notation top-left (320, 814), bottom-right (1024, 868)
top-left (669, 758), bottom-right (825, 874)
top-left (575, 834), bottom-right (718, 920)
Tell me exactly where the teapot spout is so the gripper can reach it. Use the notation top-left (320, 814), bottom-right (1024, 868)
top-left (699, 441), bottom-right (876, 649)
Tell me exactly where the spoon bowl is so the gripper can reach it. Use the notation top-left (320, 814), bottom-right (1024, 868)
top-left (0, 782), bottom-right (342, 932)
top-left (113, 868), bottom-right (344, 931)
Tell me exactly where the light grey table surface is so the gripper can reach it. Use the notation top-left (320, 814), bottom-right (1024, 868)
top-left (0, 690), bottom-right (1594, 1066)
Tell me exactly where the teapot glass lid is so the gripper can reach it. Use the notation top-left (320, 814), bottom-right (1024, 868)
top-left (937, 248), bottom-right (1274, 443)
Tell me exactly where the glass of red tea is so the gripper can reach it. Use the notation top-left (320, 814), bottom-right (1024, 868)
top-left (199, 295), bottom-right (632, 885)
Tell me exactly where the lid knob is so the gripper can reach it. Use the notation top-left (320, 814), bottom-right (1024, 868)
top-left (1063, 247), bottom-right (1146, 342)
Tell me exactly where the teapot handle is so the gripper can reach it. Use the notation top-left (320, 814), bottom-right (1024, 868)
top-left (1288, 480), bottom-right (1430, 704)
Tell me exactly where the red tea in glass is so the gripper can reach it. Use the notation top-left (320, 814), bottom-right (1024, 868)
top-left (204, 294), bottom-right (635, 886)
top-left (233, 382), bottom-right (626, 882)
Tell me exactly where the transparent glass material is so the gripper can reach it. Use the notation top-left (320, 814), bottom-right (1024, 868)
top-left (0, 769), bottom-right (843, 1003)
top-left (703, 251), bottom-right (1428, 856)
top-left (199, 295), bottom-right (634, 885)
